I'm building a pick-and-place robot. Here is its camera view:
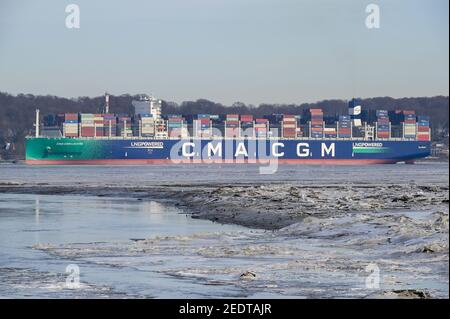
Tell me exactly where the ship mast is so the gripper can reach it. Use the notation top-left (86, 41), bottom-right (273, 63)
top-left (35, 109), bottom-right (40, 137)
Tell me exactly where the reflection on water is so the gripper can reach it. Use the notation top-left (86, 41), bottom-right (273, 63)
top-left (0, 193), bottom-right (252, 298)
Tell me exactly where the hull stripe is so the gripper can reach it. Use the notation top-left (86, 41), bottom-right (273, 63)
top-left (26, 159), bottom-right (399, 165)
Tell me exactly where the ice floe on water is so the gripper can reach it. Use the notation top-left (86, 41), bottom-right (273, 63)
top-left (0, 267), bottom-right (133, 298)
top-left (0, 164), bottom-right (448, 298)
top-left (32, 209), bottom-right (448, 298)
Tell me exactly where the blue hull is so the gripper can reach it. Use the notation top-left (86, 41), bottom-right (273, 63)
top-left (26, 138), bottom-right (431, 164)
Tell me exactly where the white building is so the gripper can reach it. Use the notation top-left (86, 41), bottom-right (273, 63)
top-left (132, 95), bottom-right (162, 119)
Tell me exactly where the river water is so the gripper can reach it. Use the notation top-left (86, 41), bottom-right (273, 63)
top-left (0, 163), bottom-right (448, 298)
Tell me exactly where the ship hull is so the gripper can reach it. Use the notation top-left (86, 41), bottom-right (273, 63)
top-left (25, 138), bottom-right (431, 165)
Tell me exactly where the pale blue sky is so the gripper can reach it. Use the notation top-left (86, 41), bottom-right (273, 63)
top-left (0, 0), bottom-right (448, 104)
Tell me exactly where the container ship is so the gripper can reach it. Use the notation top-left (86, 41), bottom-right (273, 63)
top-left (25, 95), bottom-right (431, 165)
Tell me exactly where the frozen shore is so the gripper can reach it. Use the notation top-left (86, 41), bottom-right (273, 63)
top-left (0, 182), bottom-right (448, 230)
top-left (1, 180), bottom-right (448, 298)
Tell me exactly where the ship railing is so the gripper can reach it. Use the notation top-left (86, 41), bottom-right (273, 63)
top-left (62, 135), bottom-right (424, 142)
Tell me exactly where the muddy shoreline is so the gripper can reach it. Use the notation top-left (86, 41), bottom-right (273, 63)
top-left (1, 182), bottom-right (448, 230)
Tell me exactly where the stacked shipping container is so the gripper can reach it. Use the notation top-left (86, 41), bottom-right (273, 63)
top-left (310, 109), bottom-right (324, 138)
top-left (417, 115), bottom-right (431, 141)
top-left (94, 114), bottom-right (104, 137)
top-left (324, 126), bottom-right (337, 138)
top-left (282, 115), bottom-right (296, 138)
top-left (140, 114), bottom-right (155, 137)
top-left (80, 113), bottom-right (95, 137)
top-left (63, 113), bottom-right (79, 137)
top-left (225, 114), bottom-right (239, 138)
top-left (195, 114), bottom-right (211, 138)
top-left (295, 116), bottom-right (303, 138)
top-left (338, 115), bottom-right (351, 138)
top-left (155, 119), bottom-right (168, 139)
top-left (103, 114), bottom-right (117, 137)
top-left (376, 110), bottom-right (390, 139)
top-left (255, 118), bottom-right (269, 138)
top-left (58, 109), bottom-right (430, 142)
top-left (240, 115), bottom-right (254, 137)
top-left (118, 115), bottom-right (132, 137)
top-left (167, 115), bottom-right (186, 138)
top-left (403, 110), bottom-right (417, 139)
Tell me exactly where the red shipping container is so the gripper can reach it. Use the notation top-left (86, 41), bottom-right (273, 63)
top-left (65, 113), bottom-right (78, 121)
top-left (65, 133), bottom-right (78, 137)
top-left (81, 127), bottom-right (95, 137)
top-left (417, 135), bottom-right (430, 141)
top-left (418, 126), bottom-right (429, 132)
